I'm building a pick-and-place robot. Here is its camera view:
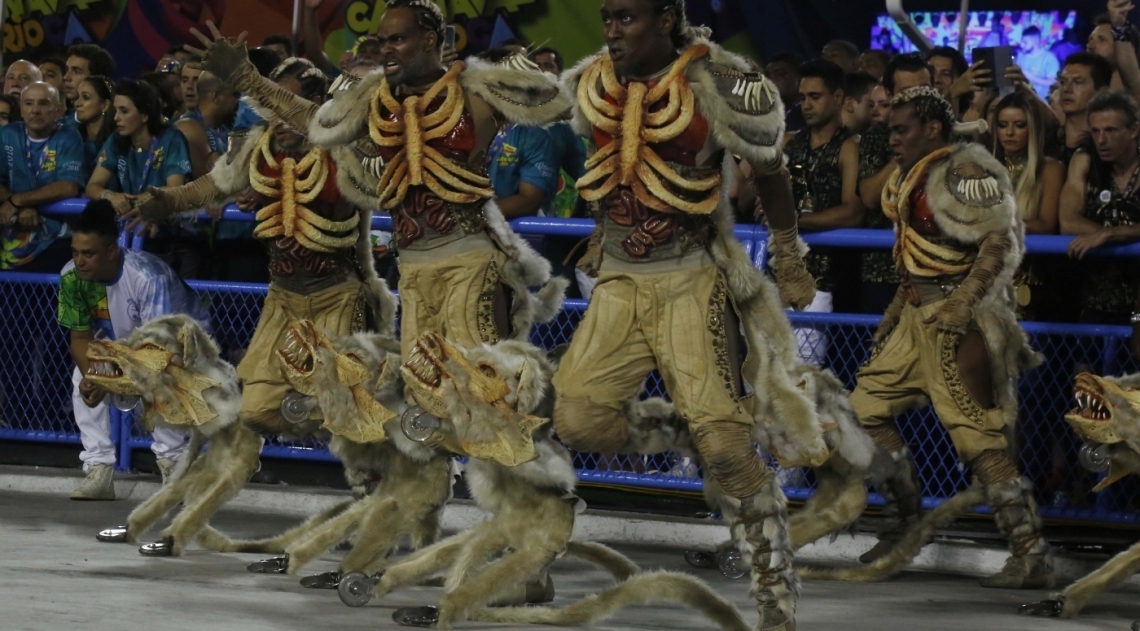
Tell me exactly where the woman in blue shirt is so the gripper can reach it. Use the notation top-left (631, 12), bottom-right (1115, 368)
top-left (86, 79), bottom-right (191, 215)
top-left (86, 80), bottom-right (200, 278)
top-left (74, 75), bottom-right (114, 179)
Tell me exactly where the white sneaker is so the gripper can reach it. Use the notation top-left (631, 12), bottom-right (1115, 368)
top-left (70, 464), bottom-right (115, 501)
top-left (156, 458), bottom-right (176, 485)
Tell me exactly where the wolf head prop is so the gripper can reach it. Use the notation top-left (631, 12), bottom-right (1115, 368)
top-left (402, 334), bottom-right (553, 467)
top-left (85, 315), bottom-right (240, 437)
top-left (1065, 372), bottom-right (1140, 491)
top-left (276, 319), bottom-right (402, 444)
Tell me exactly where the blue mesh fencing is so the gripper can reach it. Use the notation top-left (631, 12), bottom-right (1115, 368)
top-left (4, 201), bottom-right (1140, 524)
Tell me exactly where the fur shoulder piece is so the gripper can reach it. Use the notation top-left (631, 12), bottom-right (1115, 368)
top-left (561, 50), bottom-right (605, 138)
top-left (925, 142), bottom-right (1019, 244)
top-left (211, 122), bottom-right (269, 197)
top-left (459, 56), bottom-right (572, 127)
top-left (307, 70), bottom-right (385, 148)
top-left (688, 42), bottom-right (786, 172)
top-left (329, 144), bottom-right (382, 211)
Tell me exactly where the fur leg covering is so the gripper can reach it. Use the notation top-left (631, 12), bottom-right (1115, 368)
top-left (195, 499), bottom-right (355, 552)
top-left (859, 447), bottom-right (922, 564)
top-left (564, 541), bottom-right (641, 582)
top-left (1058, 540), bottom-right (1140, 617)
top-left (799, 484), bottom-right (986, 581)
top-left (739, 475), bottom-right (799, 631)
top-left (788, 454), bottom-right (869, 549)
top-left (979, 476), bottom-right (1055, 589)
top-left (467, 571), bottom-right (751, 631)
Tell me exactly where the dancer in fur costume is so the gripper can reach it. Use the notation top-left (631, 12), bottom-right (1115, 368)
top-left (849, 86), bottom-right (1048, 588)
top-left (137, 58), bottom-right (398, 436)
top-left (129, 58), bottom-right (399, 555)
top-left (183, 5), bottom-right (569, 365)
top-left (550, 1), bottom-right (840, 629)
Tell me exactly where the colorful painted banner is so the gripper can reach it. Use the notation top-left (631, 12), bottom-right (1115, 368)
top-left (3, 0), bottom-right (754, 79)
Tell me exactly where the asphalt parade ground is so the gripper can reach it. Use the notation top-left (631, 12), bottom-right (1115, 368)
top-left (1, 482), bottom-right (1138, 631)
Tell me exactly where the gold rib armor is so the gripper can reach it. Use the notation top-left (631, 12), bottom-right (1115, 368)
top-left (881, 147), bottom-right (973, 278)
top-left (249, 125), bottom-right (357, 253)
top-left (576, 45), bottom-right (721, 215)
top-left (369, 62), bottom-right (493, 210)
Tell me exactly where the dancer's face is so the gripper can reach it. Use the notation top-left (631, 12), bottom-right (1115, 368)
top-left (888, 102), bottom-right (943, 173)
top-left (376, 7), bottom-right (442, 88)
top-left (601, 0), bottom-right (677, 78)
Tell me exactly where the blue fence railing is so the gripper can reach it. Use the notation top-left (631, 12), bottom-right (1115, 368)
top-left (3, 200), bottom-right (1139, 525)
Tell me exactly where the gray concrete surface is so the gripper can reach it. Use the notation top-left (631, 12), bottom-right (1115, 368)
top-left (2, 488), bottom-right (1139, 631)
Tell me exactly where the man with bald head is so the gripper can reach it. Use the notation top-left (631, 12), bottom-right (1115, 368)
top-left (5, 60), bottom-right (42, 98)
top-left (0, 82), bottom-right (85, 271)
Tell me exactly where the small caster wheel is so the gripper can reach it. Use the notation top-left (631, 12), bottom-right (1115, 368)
top-left (300, 570), bottom-right (342, 589)
top-left (96, 525), bottom-right (129, 543)
top-left (1018, 598), bottom-right (1063, 617)
top-left (139, 537), bottom-right (174, 557)
top-left (247, 555), bottom-right (290, 574)
top-left (684, 549), bottom-right (716, 569)
top-left (716, 548), bottom-right (748, 580)
top-left (338, 571), bottom-right (379, 607)
top-left (393, 606), bottom-right (440, 627)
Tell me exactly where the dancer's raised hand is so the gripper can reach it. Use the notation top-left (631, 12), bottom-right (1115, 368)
top-left (185, 21), bottom-right (250, 82)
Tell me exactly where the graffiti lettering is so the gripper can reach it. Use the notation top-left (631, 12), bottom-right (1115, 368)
top-left (451, 0), bottom-right (486, 19)
top-left (4, 21), bottom-right (45, 52)
top-left (4, 0), bottom-right (105, 54)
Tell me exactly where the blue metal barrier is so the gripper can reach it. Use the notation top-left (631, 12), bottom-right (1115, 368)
top-left (4, 201), bottom-right (1140, 524)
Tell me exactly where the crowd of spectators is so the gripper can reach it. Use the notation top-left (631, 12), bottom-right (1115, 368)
top-left (0, 0), bottom-right (1138, 335)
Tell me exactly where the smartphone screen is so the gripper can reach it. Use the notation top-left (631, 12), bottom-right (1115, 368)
top-left (444, 25), bottom-right (456, 50)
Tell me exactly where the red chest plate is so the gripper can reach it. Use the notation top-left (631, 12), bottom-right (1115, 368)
top-left (258, 152), bottom-right (341, 207)
top-left (591, 84), bottom-right (709, 168)
top-left (908, 178), bottom-right (941, 237)
top-left (377, 95), bottom-right (476, 163)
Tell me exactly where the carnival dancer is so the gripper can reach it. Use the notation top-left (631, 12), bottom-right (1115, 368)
top-left (851, 86), bottom-right (1051, 589)
top-left (551, 1), bottom-right (820, 629)
top-left (184, 1), bottom-right (570, 365)
top-left (137, 57), bottom-right (397, 435)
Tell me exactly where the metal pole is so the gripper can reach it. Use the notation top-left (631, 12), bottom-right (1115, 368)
top-left (886, 0), bottom-right (934, 53)
top-left (958, 0), bottom-right (970, 51)
top-left (291, 0), bottom-right (302, 58)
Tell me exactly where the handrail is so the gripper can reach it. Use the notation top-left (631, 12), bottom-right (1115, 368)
top-left (35, 199), bottom-right (1140, 257)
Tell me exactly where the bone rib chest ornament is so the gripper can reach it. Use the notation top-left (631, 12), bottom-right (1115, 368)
top-left (249, 125), bottom-right (359, 254)
top-left (370, 62), bottom-right (492, 211)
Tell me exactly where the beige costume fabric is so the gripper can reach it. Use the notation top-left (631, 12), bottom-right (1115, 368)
top-left (851, 299), bottom-right (1008, 461)
top-left (238, 281), bottom-right (365, 426)
top-left (397, 246), bottom-right (508, 358)
top-left (552, 263), bottom-right (753, 431)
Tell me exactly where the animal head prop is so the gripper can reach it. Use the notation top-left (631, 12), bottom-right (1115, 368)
top-left (277, 320), bottom-right (400, 443)
top-left (402, 334), bottom-right (552, 466)
top-left (85, 315), bottom-right (239, 436)
top-left (1065, 372), bottom-right (1140, 491)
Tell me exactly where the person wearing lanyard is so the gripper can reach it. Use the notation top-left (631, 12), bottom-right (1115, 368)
top-left (86, 80), bottom-right (194, 277)
top-left (0, 82), bottom-right (85, 272)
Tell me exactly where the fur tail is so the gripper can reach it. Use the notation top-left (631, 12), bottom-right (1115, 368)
top-left (799, 485), bottom-right (986, 582)
top-left (467, 571), bottom-right (750, 631)
top-left (195, 500), bottom-right (356, 553)
top-left (564, 541), bottom-right (640, 581)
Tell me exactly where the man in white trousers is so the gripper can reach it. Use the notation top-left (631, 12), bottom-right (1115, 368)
top-left (59, 200), bottom-right (208, 500)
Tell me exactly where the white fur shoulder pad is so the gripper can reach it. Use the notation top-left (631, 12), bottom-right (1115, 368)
top-left (925, 143), bottom-right (1019, 243)
top-left (688, 42), bottom-right (786, 171)
top-left (307, 71), bottom-right (384, 148)
top-left (459, 57), bottom-right (572, 127)
top-left (560, 50), bottom-right (605, 138)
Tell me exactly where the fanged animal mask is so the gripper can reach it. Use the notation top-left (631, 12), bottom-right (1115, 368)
top-left (1065, 372), bottom-right (1140, 490)
top-left (277, 320), bottom-right (397, 442)
top-left (85, 318), bottom-right (226, 431)
top-left (402, 334), bottom-right (548, 466)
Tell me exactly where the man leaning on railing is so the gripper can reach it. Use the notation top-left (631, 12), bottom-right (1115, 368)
top-left (0, 82), bottom-right (85, 271)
